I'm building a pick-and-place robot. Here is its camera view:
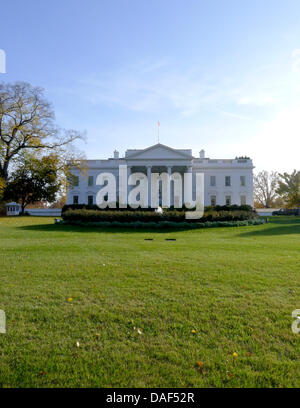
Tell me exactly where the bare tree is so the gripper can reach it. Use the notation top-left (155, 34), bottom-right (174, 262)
top-left (254, 170), bottom-right (279, 208)
top-left (0, 81), bottom-right (84, 182)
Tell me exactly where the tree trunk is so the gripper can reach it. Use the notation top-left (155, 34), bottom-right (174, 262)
top-left (1, 155), bottom-right (11, 182)
top-left (0, 167), bottom-right (8, 182)
top-left (21, 198), bottom-right (26, 215)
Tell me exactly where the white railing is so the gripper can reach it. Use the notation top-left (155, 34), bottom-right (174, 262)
top-left (25, 209), bottom-right (62, 217)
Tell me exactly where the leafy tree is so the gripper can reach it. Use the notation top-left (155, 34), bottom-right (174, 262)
top-left (3, 153), bottom-right (60, 214)
top-left (254, 171), bottom-right (279, 208)
top-left (277, 170), bottom-right (300, 208)
top-left (0, 81), bottom-right (84, 183)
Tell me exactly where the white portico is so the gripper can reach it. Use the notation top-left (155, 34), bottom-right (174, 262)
top-left (67, 143), bottom-right (254, 207)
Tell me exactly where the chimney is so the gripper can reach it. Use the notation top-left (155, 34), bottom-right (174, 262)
top-left (200, 149), bottom-right (205, 159)
top-left (114, 150), bottom-right (119, 159)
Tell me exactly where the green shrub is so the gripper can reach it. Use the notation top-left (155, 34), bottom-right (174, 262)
top-left (62, 203), bottom-right (254, 213)
top-left (62, 208), bottom-right (257, 223)
top-left (203, 204), bottom-right (254, 212)
top-left (61, 204), bottom-right (155, 213)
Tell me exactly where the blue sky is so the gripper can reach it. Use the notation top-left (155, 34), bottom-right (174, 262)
top-left (1, 0), bottom-right (300, 172)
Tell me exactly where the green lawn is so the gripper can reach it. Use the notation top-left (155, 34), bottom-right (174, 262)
top-left (0, 216), bottom-right (299, 388)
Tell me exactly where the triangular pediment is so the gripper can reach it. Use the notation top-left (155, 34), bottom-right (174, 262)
top-left (126, 144), bottom-right (193, 160)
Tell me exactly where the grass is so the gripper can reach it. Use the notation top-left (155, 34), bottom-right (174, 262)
top-left (0, 216), bottom-right (299, 388)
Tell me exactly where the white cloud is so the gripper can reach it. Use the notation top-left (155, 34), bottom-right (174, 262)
top-left (78, 68), bottom-right (231, 117)
top-left (73, 57), bottom-right (294, 119)
top-left (237, 94), bottom-right (277, 107)
top-left (220, 111), bottom-right (250, 120)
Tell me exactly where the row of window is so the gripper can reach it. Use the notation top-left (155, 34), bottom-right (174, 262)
top-left (210, 195), bottom-right (247, 206)
top-left (70, 175), bottom-right (93, 187)
top-left (73, 195), bottom-right (247, 206)
top-left (72, 175), bottom-right (246, 188)
top-left (212, 175), bottom-right (246, 187)
top-left (73, 195), bottom-right (94, 205)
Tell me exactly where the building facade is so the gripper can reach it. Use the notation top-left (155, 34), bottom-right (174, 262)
top-left (67, 143), bottom-right (254, 208)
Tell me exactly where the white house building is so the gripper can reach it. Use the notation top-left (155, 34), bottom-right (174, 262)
top-left (66, 143), bottom-right (254, 208)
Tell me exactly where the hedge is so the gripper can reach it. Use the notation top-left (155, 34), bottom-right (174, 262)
top-left (60, 219), bottom-right (264, 230)
top-left (61, 204), bottom-right (155, 213)
top-left (62, 209), bottom-right (257, 223)
top-left (203, 204), bottom-right (253, 212)
top-left (62, 204), bottom-right (254, 213)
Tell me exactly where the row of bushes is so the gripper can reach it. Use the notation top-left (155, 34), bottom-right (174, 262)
top-left (203, 204), bottom-right (253, 212)
top-left (60, 219), bottom-right (264, 230)
top-left (62, 209), bottom-right (257, 223)
top-left (62, 204), bottom-right (154, 213)
top-left (272, 208), bottom-right (300, 216)
top-left (62, 204), bottom-right (254, 213)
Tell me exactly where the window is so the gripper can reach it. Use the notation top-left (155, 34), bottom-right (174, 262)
top-left (210, 176), bottom-right (216, 186)
top-left (71, 175), bottom-right (79, 187)
top-left (240, 176), bottom-right (246, 186)
top-left (225, 195), bottom-right (231, 206)
top-left (88, 195), bottom-right (93, 206)
top-left (240, 195), bottom-right (246, 205)
top-left (225, 176), bottom-right (231, 187)
top-left (210, 195), bottom-right (216, 206)
top-left (73, 195), bottom-right (79, 204)
top-left (88, 176), bottom-right (93, 186)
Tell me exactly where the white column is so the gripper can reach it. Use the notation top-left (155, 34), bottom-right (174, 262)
top-left (167, 166), bottom-right (172, 207)
top-left (184, 166), bottom-right (193, 206)
top-left (147, 166), bottom-right (151, 208)
top-left (127, 166), bottom-right (131, 207)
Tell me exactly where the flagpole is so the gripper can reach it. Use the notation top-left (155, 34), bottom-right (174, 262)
top-left (157, 120), bottom-right (160, 143)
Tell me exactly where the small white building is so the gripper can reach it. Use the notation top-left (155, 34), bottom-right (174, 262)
top-left (6, 202), bottom-right (21, 216)
top-left (66, 143), bottom-right (254, 207)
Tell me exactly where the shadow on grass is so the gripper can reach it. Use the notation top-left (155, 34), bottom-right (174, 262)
top-left (238, 217), bottom-right (300, 237)
top-left (18, 217), bottom-right (299, 236)
top-left (17, 222), bottom-right (197, 234)
top-left (17, 221), bottom-right (262, 234)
